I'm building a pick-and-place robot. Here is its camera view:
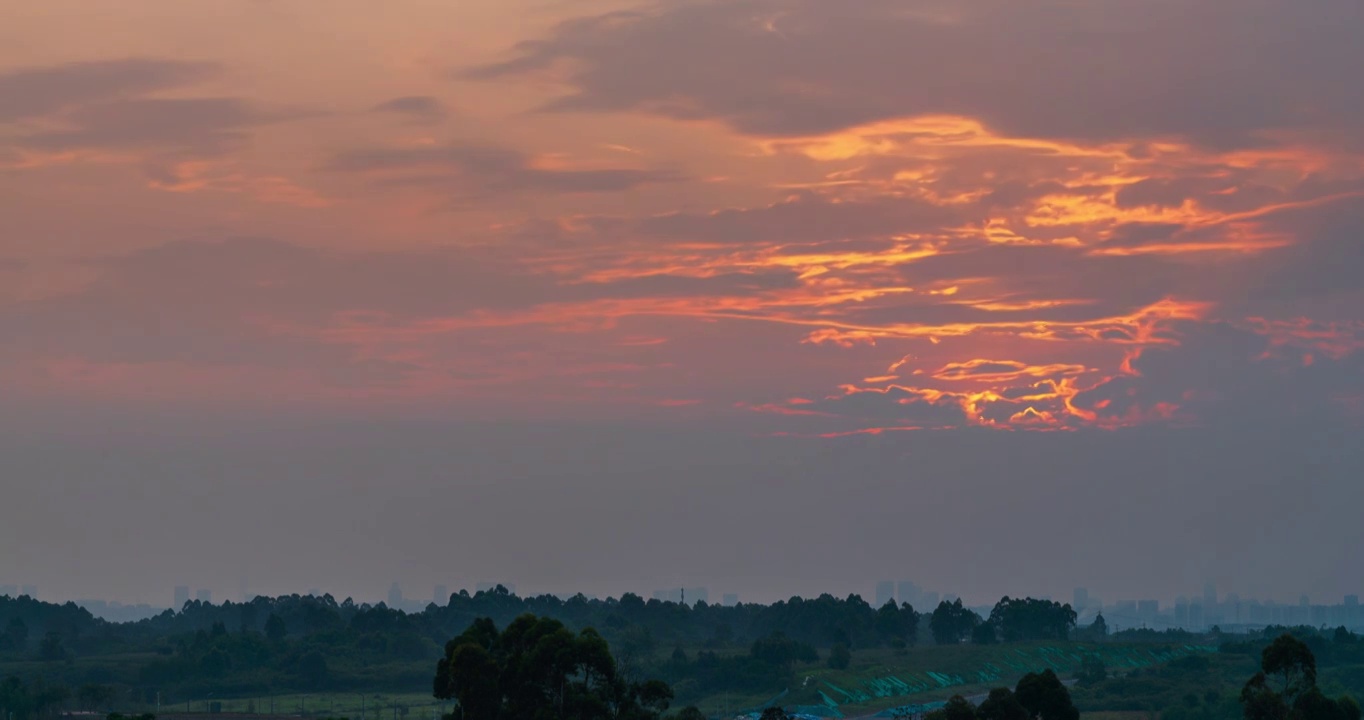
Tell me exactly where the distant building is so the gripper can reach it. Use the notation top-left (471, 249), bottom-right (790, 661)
top-left (1112, 600), bottom-right (1137, 628)
top-left (923, 591), bottom-right (941, 608)
top-left (388, 582), bottom-right (403, 607)
top-left (1137, 599), bottom-right (1159, 623)
top-left (688, 587), bottom-right (709, 605)
top-left (1073, 587), bottom-right (1090, 611)
top-left (174, 586), bottom-right (190, 610)
top-left (1301, 595), bottom-right (1311, 607)
top-left (1189, 602), bottom-right (1204, 630)
top-left (0, 585), bottom-right (16, 598)
top-left (875, 581), bottom-right (895, 608)
top-left (21, 585), bottom-right (37, 599)
top-left (1203, 582), bottom-right (1218, 609)
top-left (722, 593), bottom-right (739, 607)
top-left (195, 588), bottom-right (211, 604)
top-left (1347, 595), bottom-right (1360, 607)
top-left (434, 585), bottom-right (449, 605)
top-left (897, 581), bottom-right (921, 608)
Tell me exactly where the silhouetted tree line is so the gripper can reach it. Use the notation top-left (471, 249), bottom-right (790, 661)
top-left (929, 597), bottom-right (1078, 645)
top-left (0, 589), bottom-right (1094, 706)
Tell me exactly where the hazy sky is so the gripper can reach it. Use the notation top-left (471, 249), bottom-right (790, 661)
top-left (2, 0), bottom-right (1362, 609)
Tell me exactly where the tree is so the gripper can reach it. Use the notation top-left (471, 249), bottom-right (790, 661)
top-left (298, 651), bottom-right (329, 686)
top-left (1261, 634), bottom-right (1317, 703)
top-left (433, 614), bottom-right (673, 720)
top-left (926, 695), bottom-right (978, 720)
top-left (988, 598), bottom-right (1077, 642)
top-left (972, 623), bottom-right (998, 645)
top-left (1240, 636), bottom-right (1358, 720)
top-left (265, 613), bottom-right (287, 642)
top-left (38, 631), bottom-right (66, 662)
top-left (1241, 672), bottom-right (1290, 720)
top-left (3, 618), bottom-right (28, 652)
top-left (977, 688), bottom-right (1029, 720)
top-left (1015, 669), bottom-right (1078, 720)
top-left (931, 599), bottom-right (981, 644)
top-left (1090, 613), bottom-right (1108, 638)
top-left (76, 684), bottom-right (116, 712)
top-left (1078, 655), bottom-right (1107, 686)
top-left (876, 600), bottom-right (919, 646)
top-left (751, 631), bottom-right (816, 671)
top-left (828, 642), bottom-right (852, 670)
top-left (672, 707), bottom-right (706, 720)
top-left (759, 708), bottom-right (792, 720)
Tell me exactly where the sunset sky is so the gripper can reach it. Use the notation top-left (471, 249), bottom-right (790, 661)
top-left (2, 0), bottom-right (1362, 607)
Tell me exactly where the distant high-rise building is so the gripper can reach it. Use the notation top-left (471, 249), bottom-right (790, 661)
top-left (1189, 602), bottom-right (1204, 630)
top-left (688, 587), bottom-right (709, 605)
top-left (1346, 595), bottom-right (1360, 607)
top-left (174, 586), bottom-right (190, 609)
top-left (875, 581), bottom-right (895, 608)
top-left (1203, 582), bottom-right (1218, 609)
top-left (195, 588), bottom-right (212, 604)
top-left (434, 585), bottom-right (449, 605)
top-left (1073, 587), bottom-right (1090, 610)
top-left (388, 582), bottom-right (403, 607)
top-left (1138, 599), bottom-right (1159, 623)
top-left (21, 585), bottom-right (37, 598)
top-left (897, 581), bottom-right (921, 608)
top-left (1300, 595), bottom-right (1311, 607)
top-left (0, 585), bottom-right (17, 598)
top-left (923, 591), bottom-right (941, 608)
top-left (722, 593), bottom-right (739, 607)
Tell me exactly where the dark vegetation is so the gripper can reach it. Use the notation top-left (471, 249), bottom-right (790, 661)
top-left (1068, 627), bottom-right (1364, 720)
top-left (3, 590), bottom-right (1364, 720)
top-left (432, 614), bottom-right (672, 720)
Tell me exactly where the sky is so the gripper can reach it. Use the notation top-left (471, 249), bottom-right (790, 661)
top-left (1, 0), bottom-right (1362, 610)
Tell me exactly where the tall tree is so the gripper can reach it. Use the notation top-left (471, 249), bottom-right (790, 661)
top-left (1240, 635), bottom-right (1358, 720)
top-left (930, 599), bottom-right (980, 645)
top-left (1015, 669), bottom-right (1078, 720)
top-left (433, 614), bottom-right (673, 720)
top-left (978, 688), bottom-right (1029, 720)
top-left (1261, 634), bottom-right (1317, 703)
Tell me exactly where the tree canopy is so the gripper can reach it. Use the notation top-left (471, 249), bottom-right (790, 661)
top-left (432, 613), bottom-right (672, 720)
top-left (1241, 635), bottom-right (1359, 720)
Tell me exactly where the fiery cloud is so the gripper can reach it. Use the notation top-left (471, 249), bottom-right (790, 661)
top-left (1, 0), bottom-right (1361, 439)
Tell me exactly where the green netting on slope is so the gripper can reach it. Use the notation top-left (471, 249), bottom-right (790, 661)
top-left (818, 644), bottom-right (1217, 713)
